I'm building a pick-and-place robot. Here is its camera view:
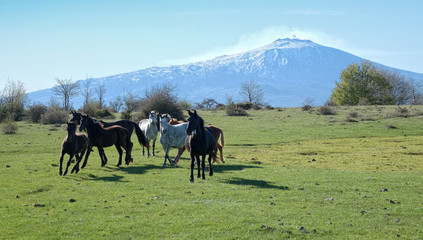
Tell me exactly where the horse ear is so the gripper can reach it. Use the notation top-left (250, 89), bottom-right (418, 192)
top-left (194, 110), bottom-right (197, 115)
top-left (188, 110), bottom-right (193, 116)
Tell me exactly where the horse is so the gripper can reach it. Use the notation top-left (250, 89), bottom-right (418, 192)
top-left (59, 121), bottom-right (90, 176)
top-left (159, 113), bottom-right (188, 167)
top-left (186, 110), bottom-right (216, 182)
top-left (170, 118), bottom-right (225, 164)
top-left (139, 111), bottom-right (159, 157)
top-left (70, 111), bottom-right (149, 155)
top-left (79, 114), bottom-right (133, 167)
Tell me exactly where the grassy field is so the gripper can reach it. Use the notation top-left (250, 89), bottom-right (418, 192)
top-left (1, 105), bottom-right (423, 239)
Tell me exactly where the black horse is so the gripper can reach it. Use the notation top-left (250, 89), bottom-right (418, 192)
top-left (70, 111), bottom-right (149, 153)
top-left (79, 114), bottom-right (133, 167)
top-left (186, 110), bottom-right (216, 182)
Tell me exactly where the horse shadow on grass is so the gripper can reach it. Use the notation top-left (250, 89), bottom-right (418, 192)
top-left (116, 164), bottom-right (163, 175)
top-left (223, 177), bottom-right (289, 190)
top-left (79, 173), bottom-right (128, 182)
top-left (212, 164), bottom-right (262, 173)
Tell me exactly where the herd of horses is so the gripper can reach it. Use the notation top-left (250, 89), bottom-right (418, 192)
top-left (59, 110), bottom-right (225, 182)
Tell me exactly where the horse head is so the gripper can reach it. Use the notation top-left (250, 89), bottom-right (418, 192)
top-left (79, 114), bottom-right (89, 132)
top-left (149, 111), bottom-right (158, 124)
top-left (186, 110), bottom-right (203, 136)
top-left (70, 111), bottom-right (83, 125)
top-left (159, 114), bottom-right (172, 134)
top-left (66, 121), bottom-right (77, 142)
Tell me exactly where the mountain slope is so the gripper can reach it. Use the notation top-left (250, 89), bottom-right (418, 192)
top-left (27, 38), bottom-right (423, 108)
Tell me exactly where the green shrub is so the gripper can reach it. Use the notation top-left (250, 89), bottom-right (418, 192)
top-left (40, 107), bottom-right (68, 124)
top-left (226, 103), bottom-right (248, 116)
top-left (27, 104), bottom-right (48, 123)
top-left (1, 117), bottom-right (18, 134)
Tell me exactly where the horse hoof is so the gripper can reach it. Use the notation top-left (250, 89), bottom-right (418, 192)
top-left (190, 179), bottom-right (194, 183)
top-left (210, 173), bottom-right (213, 176)
top-left (162, 164), bottom-right (166, 168)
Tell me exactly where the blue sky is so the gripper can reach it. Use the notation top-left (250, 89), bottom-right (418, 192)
top-left (1, 0), bottom-right (422, 92)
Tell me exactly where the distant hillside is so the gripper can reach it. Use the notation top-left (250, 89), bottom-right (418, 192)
top-left (27, 38), bottom-right (423, 108)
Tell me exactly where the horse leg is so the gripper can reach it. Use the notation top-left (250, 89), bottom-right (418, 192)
top-left (64, 154), bottom-right (74, 176)
top-left (124, 141), bottom-right (133, 165)
top-left (190, 152), bottom-right (195, 182)
top-left (162, 146), bottom-right (169, 168)
top-left (208, 154), bottom-right (213, 176)
top-left (173, 147), bottom-right (183, 165)
top-left (201, 155), bottom-right (206, 179)
top-left (98, 147), bottom-right (107, 167)
top-left (147, 143), bottom-right (151, 158)
top-left (115, 145), bottom-right (123, 166)
top-left (152, 138), bottom-right (156, 156)
top-left (81, 147), bottom-right (91, 169)
top-left (72, 149), bottom-right (86, 174)
top-left (218, 143), bottom-right (225, 163)
top-left (59, 151), bottom-right (65, 176)
top-left (142, 145), bottom-right (145, 156)
top-left (197, 155), bottom-right (201, 179)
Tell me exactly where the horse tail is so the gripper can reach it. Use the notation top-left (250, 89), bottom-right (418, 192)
top-left (133, 122), bottom-right (149, 148)
top-left (219, 129), bottom-right (225, 147)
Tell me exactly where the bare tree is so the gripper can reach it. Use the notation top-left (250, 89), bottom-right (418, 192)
top-left (109, 95), bottom-right (124, 113)
top-left (0, 79), bottom-right (26, 121)
top-left (239, 80), bottom-right (264, 105)
top-left (53, 78), bottom-right (79, 111)
top-left (381, 70), bottom-right (412, 105)
top-left (81, 77), bottom-right (93, 106)
top-left (409, 79), bottom-right (423, 105)
top-left (95, 83), bottom-right (106, 108)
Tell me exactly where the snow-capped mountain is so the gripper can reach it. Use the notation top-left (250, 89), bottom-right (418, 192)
top-left (27, 38), bottom-right (423, 108)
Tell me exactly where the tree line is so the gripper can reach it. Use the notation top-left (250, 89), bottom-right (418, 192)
top-left (0, 77), bottom-right (265, 131)
top-left (330, 61), bottom-right (422, 106)
top-left (1, 61), bottom-right (421, 132)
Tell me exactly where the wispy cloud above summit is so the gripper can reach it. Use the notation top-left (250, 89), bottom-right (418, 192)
top-left (161, 26), bottom-right (346, 66)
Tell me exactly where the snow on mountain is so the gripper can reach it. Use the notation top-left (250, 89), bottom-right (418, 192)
top-left (27, 38), bottom-right (423, 108)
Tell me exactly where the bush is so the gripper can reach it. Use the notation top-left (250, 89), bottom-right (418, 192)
top-left (138, 84), bottom-right (185, 121)
top-left (1, 117), bottom-right (18, 134)
top-left (394, 107), bottom-right (409, 118)
top-left (40, 107), bottom-right (68, 124)
top-left (302, 104), bottom-right (312, 111)
top-left (27, 104), bottom-right (48, 123)
top-left (79, 102), bottom-right (115, 119)
top-left (236, 102), bottom-right (253, 110)
top-left (318, 106), bottom-right (336, 115)
top-left (120, 110), bottom-right (132, 120)
top-left (226, 103), bottom-right (248, 116)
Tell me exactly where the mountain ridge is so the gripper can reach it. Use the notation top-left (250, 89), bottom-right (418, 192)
top-left (27, 38), bottom-right (423, 108)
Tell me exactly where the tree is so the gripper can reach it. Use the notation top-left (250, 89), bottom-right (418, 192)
top-left (240, 80), bottom-right (264, 105)
top-left (53, 78), bottom-right (79, 111)
top-left (95, 83), bottom-right (106, 108)
top-left (109, 95), bottom-right (124, 113)
top-left (81, 77), bottom-right (93, 106)
top-left (0, 80), bottom-right (26, 121)
top-left (381, 70), bottom-right (413, 105)
top-left (140, 83), bottom-right (184, 120)
top-left (331, 61), bottom-right (394, 105)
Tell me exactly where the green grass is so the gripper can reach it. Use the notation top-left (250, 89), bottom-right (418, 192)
top-left (2, 106), bottom-right (423, 239)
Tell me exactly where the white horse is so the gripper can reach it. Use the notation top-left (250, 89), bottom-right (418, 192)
top-left (159, 113), bottom-right (188, 167)
top-left (139, 111), bottom-right (159, 157)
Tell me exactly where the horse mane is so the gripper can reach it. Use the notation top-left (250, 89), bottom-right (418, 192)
top-left (198, 116), bottom-right (205, 133)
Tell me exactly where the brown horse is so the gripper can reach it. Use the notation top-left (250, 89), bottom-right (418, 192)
top-left (70, 111), bottom-right (149, 155)
top-left (79, 114), bottom-right (133, 167)
top-left (170, 118), bottom-right (225, 164)
top-left (59, 121), bottom-right (90, 176)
